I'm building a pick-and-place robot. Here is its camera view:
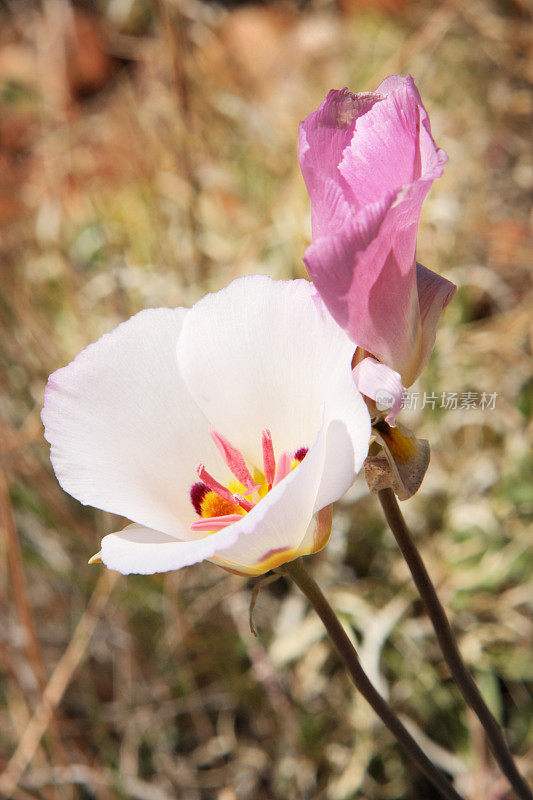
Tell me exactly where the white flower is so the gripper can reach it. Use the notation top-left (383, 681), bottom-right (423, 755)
top-left (42, 276), bottom-right (370, 576)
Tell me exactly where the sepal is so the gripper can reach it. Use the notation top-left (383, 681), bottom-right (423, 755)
top-left (366, 420), bottom-right (430, 500)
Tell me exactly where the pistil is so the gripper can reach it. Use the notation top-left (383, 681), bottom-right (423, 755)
top-left (190, 429), bottom-right (308, 533)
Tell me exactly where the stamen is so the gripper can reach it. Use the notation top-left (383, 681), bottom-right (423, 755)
top-left (233, 493), bottom-right (254, 512)
top-left (197, 464), bottom-right (237, 506)
top-left (262, 428), bottom-right (276, 485)
top-left (190, 514), bottom-right (243, 532)
top-left (273, 452), bottom-right (291, 486)
top-left (211, 431), bottom-right (255, 489)
top-left (191, 432), bottom-right (309, 520)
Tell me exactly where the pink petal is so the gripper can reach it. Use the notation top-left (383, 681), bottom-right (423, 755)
top-left (338, 76), bottom-right (446, 210)
top-left (352, 357), bottom-right (404, 425)
top-left (299, 87), bottom-right (382, 239)
top-left (375, 75), bottom-right (448, 176)
top-left (407, 263), bottom-right (456, 383)
top-left (299, 75), bottom-right (450, 386)
top-left (303, 191), bottom-right (422, 383)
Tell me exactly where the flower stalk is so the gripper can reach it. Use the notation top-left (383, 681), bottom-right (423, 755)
top-left (377, 487), bottom-right (532, 800)
top-left (278, 558), bottom-right (464, 800)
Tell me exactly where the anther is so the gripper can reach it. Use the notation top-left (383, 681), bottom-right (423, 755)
top-left (190, 514), bottom-right (243, 532)
top-left (294, 447), bottom-right (308, 463)
top-left (211, 431), bottom-right (255, 489)
top-left (262, 428), bottom-right (276, 485)
top-left (197, 464), bottom-right (237, 506)
top-left (190, 481), bottom-right (209, 515)
top-left (233, 493), bottom-right (254, 512)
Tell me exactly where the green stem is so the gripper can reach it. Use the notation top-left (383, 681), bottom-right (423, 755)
top-left (278, 559), bottom-right (464, 800)
top-left (378, 487), bottom-right (531, 800)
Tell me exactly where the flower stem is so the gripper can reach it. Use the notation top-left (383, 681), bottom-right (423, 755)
top-left (278, 559), bottom-right (464, 800)
top-left (378, 487), bottom-right (532, 800)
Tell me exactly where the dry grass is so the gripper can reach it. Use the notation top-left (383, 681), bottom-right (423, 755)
top-left (0, 0), bottom-right (531, 798)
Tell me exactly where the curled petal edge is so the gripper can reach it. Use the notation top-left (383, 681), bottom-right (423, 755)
top-left (353, 358), bottom-right (404, 426)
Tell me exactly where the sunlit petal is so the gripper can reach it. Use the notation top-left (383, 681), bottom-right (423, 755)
top-left (42, 308), bottom-right (230, 538)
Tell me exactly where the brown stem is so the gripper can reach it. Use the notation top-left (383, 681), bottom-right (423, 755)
top-left (0, 464), bottom-right (67, 773)
top-left (278, 559), bottom-right (464, 800)
top-left (378, 487), bottom-right (532, 800)
top-left (155, 0), bottom-right (209, 285)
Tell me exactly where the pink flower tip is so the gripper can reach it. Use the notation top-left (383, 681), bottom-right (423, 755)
top-left (299, 75), bottom-right (455, 386)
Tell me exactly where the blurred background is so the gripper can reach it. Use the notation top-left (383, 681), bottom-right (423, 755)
top-left (0, 0), bottom-right (532, 798)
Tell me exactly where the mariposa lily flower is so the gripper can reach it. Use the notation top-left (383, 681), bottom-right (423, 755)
top-left (299, 75), bottom-right (456, 498)
top-left (42, 276), bottom-right (371, 576)
top-left (299, 74), bottom-right (455, 392)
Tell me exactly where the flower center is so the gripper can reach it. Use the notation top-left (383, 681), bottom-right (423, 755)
top-left (189, 429), bottom-right (307, 533)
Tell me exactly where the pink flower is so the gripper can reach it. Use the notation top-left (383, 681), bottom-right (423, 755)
top-left (42, 277), bottom-right (370, 576)
top-left (299, 75), bottom-right (456, 390)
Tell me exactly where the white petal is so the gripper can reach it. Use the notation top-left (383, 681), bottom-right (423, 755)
top-left (177, 276), bottom-right (371, 513)
top-left (102, 423), bottom-right (327, 575)
top-left (42, 308), bottom-right (230, 538)
top-left (295, 505), bottom-right (333, 558)
top-left (100, 524), bottom-right (240, 575)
